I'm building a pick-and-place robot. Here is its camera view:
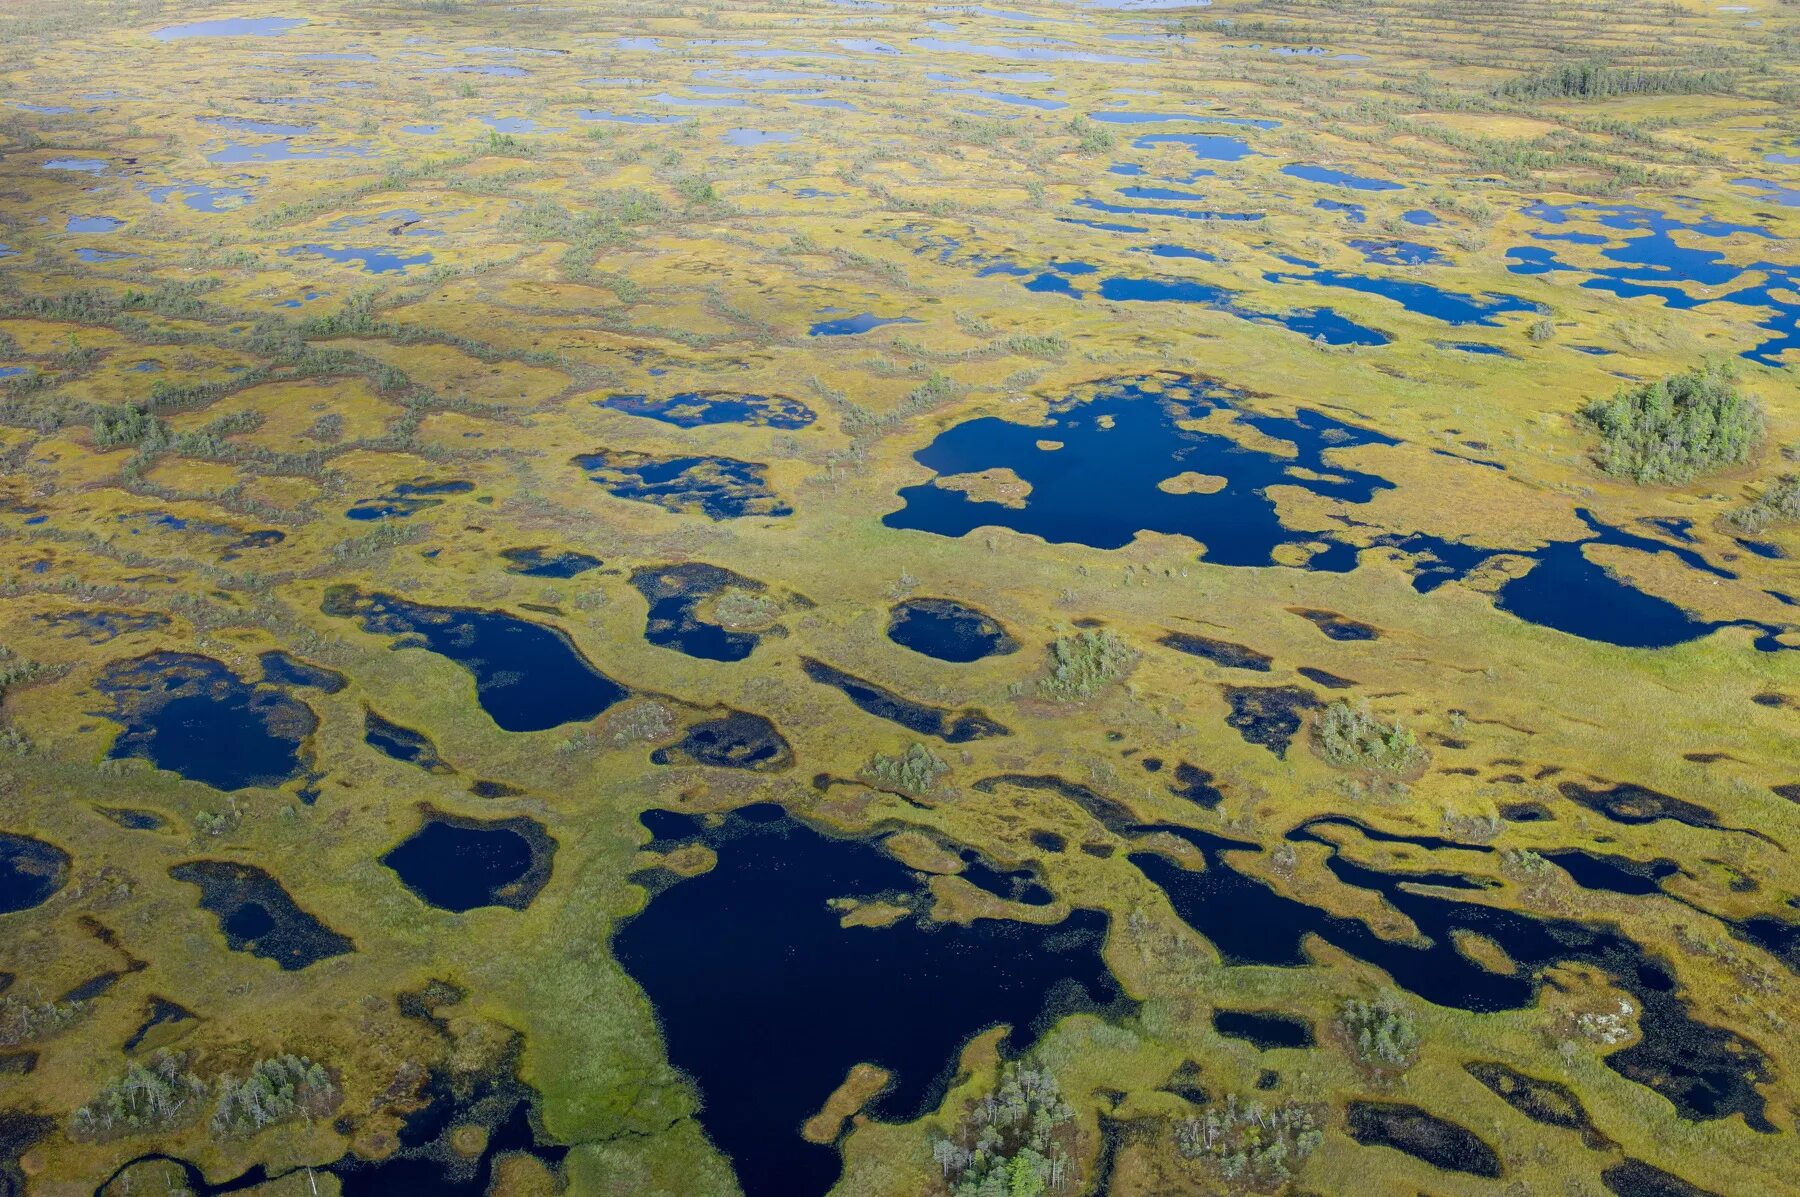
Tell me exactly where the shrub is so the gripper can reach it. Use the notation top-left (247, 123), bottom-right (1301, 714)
top-left (862, 742), bottom-right (949, 795)
top-left (70, 1052), bottom-right (207, 1141)
top-left (932, 1062), bottom-right (1077, 1196)
top-left (1726, 474), bottom-right (1800, 533)
top-left (210, 1055), bottom-right (341, 1137)
top-left (1313, 701), bottom-right (1428, 773)
top-left (1039, 630), bottom-right (1135, 701)
top-left (1174, 1094), bottom-right (1324, 1192)
top-left (1337, 992), bottom-right (1420, 1072)
top-left (1577, 362), bottom-right (1763, 484)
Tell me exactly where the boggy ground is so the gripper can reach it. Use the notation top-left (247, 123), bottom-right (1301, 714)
top-left (0, 0), bottom-right (1797, 1194)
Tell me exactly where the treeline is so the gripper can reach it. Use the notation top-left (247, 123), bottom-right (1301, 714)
top-left (1499, 63), bottom-right (1737, 101)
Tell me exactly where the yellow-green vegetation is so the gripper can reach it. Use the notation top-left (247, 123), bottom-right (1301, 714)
top-left (0, 0), bottom-right (1797, 1195)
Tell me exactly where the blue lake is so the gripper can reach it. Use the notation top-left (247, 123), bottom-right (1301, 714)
top-left (324, 588), bottom-right (629, 732)
top-left (153, 16), bottom-right (305, 39)
top-left (614, 805), bottom-right (1125, 1197)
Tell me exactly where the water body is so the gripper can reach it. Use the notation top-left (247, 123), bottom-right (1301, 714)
top-left (573, 449), bottom-right (792, 519)
top-left (499, 546), bottom-right (603, 578)
top-left (613, 805), bottom-right (1127, 1197)
top-left (382, 810), bottom-right (554, 912)
top-left (886, 598), bottom-right (1019, 662)
top-left (281, 244), bottom-right (434, 274)
top-left (910, 36), bottom-right (1153, 64)
top-left (95, 653), bottom-right (316, 792)
top-left (1130, 823), bottom-right (1774, 1128)
top-left (883, 226), bottom-right (1386, 345)
top-left (1281, 163), bottom-right (1403, 190)
top-left (64, 215), bottom-right (124, 233)
top-left (1213, 1008), bottom-right (1314, 1049)
top-left (631, 562), bottom-right (776, 662)
top-left (364, 708), bottom-right (453, 774)
top-left (152, 17), bottom-right (306, 39)
top-left (322, 587), bottom-right (628, 732)
top-left (206, 140), bottom-right (372, 164)
top-left (598, 390), bottom-right (815, 429)
top-left (169, 860), bottom-right (353, 969)
top-left (1263, 267), bottom-right (1539, 325)
top-left (809, 311), bottom-right (920, 336)
top-left (344, 478), bottom-right (472, 520)
top-left (651, 710), bottom-right (794, 771)
top-left (141, 182), bottom-right (256, 213)
top-left (1, 833), bottom-right (70, 914)
top-left (1506, 200), bottom-right (1798, 365)
top-left (884, 372), bottom-right (1392, 568)
top-left (800, 657), bottom-right (1010, 742)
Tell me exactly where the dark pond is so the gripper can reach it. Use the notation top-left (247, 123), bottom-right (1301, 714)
top-left (573, 449), bottom-right (792, 519)
top-left (1157, 631), bottom-right (1271, 672)
top-left (613, 805), bottom-right (1128, 1197)
top-left (364, 708), bottom-right (453, 774)
top-left (801, 657), bottom-right (1010, 742)
top-left (631, 562), bottom-right (776, 662)
top-left (382, 810), bottom-right (553, 912)
top-left (808, 312), bottom-right (921, 336)
top-left (1543, 850), bottom-right (1680, 896)
top-left (884, 372), bottom-right (1392, 568)
top-left (1345, 1101), bottom-right (1501, 1178)
top-left (344, 479), bottom-right (473, 521)
top-left (651, 710), bottom-right (793, 771)
top-left (169, 860), bottom-right (353, 969)
top-left (1263, 266), bottom-right (1539, 326)
top-left (1280, 164), bottom-right (1403, 191)
top-left (1212, 1008), bottom-right (1314, 1049)
top-left (886, 598), bottom-right (1019, 662)
top-left (33, 608), bottom-right (169, 644)
top-left (597, 390), bottom-right (816, 429)
top-left (1, 833), bottom-right (70, 914)
top-left (323, 587), bottom-right (628, 732)
top-left (499, 546), bottom-right (603, 578)
top-left (1506, 200), bottom-right (1797, 366)
top-left (1129, 822), bottom-right (1774, 1129)
top-left (95, 653), bottom-right (315, 792)
top-left (257, 650), bottom-right (346, 694)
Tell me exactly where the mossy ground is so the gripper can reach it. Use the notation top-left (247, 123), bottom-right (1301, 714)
top-left (1, 0), bottom-right (1797, 1194)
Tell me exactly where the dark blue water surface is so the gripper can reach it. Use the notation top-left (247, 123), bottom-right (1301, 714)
top-left (598, 390), bottom-right (815, 429)
top-left (1131, 821), bottom-right (1772, 1128)
top-left (631, 562), bottom-right (772, 662)
top-left (95, 653), bottom-right (315, 791)
top-left (808, 312), bottom-right (920, 336)
top-left (1281, 163), bottom-right (1403, 191)
top-left (345, 479), bottom-right (473, 521)
top-left (322, 588), bottom-right (628, 732)
top-left (382, 814), bottom-right (551, 912)
top-left (1263, 267), bottom-right (1539, 325)
top-left (881, 224), bottom-right (1388, 345)
top-left (886, 598), bottom-right (1019, 662)
top-left (884, 372), bottom-right (1393, 567)
top-left (499, 546), bottom-right (603, 577)
top-left (573, 450), bottom-right (792, 519)
top-left (613, 805), bottom-right (1127, 1197)
top-left (1506, 200), bottom-right (1797, 365)
top-left (1, 832), bottom-right (70, 914)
